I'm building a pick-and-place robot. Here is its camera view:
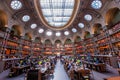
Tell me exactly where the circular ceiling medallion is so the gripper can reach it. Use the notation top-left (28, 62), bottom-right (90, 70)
top-left (56, 32), bottom-right (61, 37)
top-left (78, 23), bottom-right (84, 28)
top-left (22, 15), bottom-right (30, 22)
top-left (34, 0), bottom-right (80, 30)
top-left (72, 28), bottom-right (77, 33)
top-left (31, 23), bottom-right (37, 29)
top-left (64, 31), bottom-right (69, 35)
top-left (84, 14), bottom-right (92, 21)
top-left (11, 0), bottom-right (22, 10)
top-left (46, 31), bottom-right (52, 36)
top-left (91, 0), bottom-right (102, 9)
top-left (38, 28), bottom-right (44, 33)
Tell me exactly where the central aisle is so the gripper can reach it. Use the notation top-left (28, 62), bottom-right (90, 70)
top-left (53, 59), bottom-right (70, 80)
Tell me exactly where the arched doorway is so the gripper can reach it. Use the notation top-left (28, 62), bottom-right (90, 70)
top-left (74, 36), bottom-right (83, 54)
top-left (54, 40), bottom-right (62, 55)
top-left (44, 39), bottom-right (52, 55)
top-left (64, 38), bottom-right (73, 55)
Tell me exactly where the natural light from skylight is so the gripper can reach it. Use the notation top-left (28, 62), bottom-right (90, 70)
top-left (40, 0), bottom-right (75, 27)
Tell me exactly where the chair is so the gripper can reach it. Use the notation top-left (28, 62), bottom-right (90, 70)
top-left (8, 68), bottom-right (17, 77)
top-left (27, 70), bottom-right (39, 80)
top-left (78, 69), bottom-right (91, 80)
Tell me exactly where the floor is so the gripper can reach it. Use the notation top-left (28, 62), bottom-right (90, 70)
top-left (53, 59), bottom-right (70, 80)
top-left (0, 74), bottom-right (25, 80)
top-left (91, 70), bottom-right (119, 80)
top-left (0, 60), bottom-right (119, 80)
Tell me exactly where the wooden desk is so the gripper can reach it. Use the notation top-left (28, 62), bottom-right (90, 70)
top-left (83, 61), bottom-right (106, 72)
top-left (12, 65), bottom-right (30, 75)
top-left (94, 63), bottom-right (106, 72)
top-left (76, 69), bottom-right (91, 80)
top-left (105, 76), bottom-right (120, 80)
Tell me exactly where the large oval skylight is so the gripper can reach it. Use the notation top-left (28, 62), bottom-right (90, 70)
top-left (38, 28), bottom-right (44, 33)
top-left (91, 0), bottom-right (102, 9)
top-left (84, 14), bottom-right (92, 21)
top-left (22, 15), bottom-right (30, 22)
top-left (31, 23), bottom-right (37, 29)
top-left (11, 0), bottom-right (22, 10)
top-left (64, 31), bottom-right (69, 36)
top-left (72, 28), bottom-right (77, 33)
top-left (40, 0), bottom-right (75, 28)
top-left (78, 23), bottom-right (84, 28)
top-left (56, 32), bottom-right (61, 37)
top-left (46, 31), bottom-right (52, 36)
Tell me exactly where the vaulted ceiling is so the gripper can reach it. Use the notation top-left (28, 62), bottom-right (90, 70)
top-left (1, 0), bottom-right (119, 42)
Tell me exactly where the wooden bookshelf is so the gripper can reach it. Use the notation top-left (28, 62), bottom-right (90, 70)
top-left (84, 38), bottom-right (95, 55)
top-left (64, 44), bottom-right (73, 55)
top-left (74, 42), bottom-right (83, 54)
top-left (44, 44), bottom-right (53, 55)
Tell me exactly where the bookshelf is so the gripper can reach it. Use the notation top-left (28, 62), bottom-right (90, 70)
top-left (74, 42), bottom-right (83, 54)
top-left (64, 44), bottom-right (73, 55)
top-left (84, 38), bottom-right (95, 55)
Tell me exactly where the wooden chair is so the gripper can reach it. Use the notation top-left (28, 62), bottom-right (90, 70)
top-left (69, 70), bottom-right (75, 80)
top-left (78, 69), bottom-right (91, 80)
top-left (27, 70), bottom-right (39, 80)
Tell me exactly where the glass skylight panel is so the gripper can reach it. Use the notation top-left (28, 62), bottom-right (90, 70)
top-left (54, 23), bottom-right (62, 27)
top-left (91, 0), bottom-right (102, 9)
top-left (11, 0), bottom-right (22, 10)
top-left (84, 14), bottom-right (92, 21)
top-left (53, 17), bottom-right (62, 22)
top-left (53, 9), bottom-right (63, 16)
top-left (40, 0), bottom-right (75, 27)
top-left (31, 23), bottom-right (37, 29)
top-left (64, 9), bottom-right (73, 16)
top-left (65, 1), bottom-right (74, 8)
top-left (45, 17), bottom-right (53, 22)
top-left (72, 28), bottom-right (77, 33)
top-left (50, 22), bottom-right (66, 27)
top-left (38, 28), bottom-right (44, 33)
top-left (56, 32), bottom-right (61, 37)
top-left (22, 15), bottom-right (30, 22)
top-left (46, 31), bottom-right (52, 36)
top-left (42, 9), bottom-right (52, 16)
top-left (63, 17), bottom-right (70, 22)
top-left (64, 31), bottom-right (69, 35)
top-left (78, 23), bottom-right (84, 28)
